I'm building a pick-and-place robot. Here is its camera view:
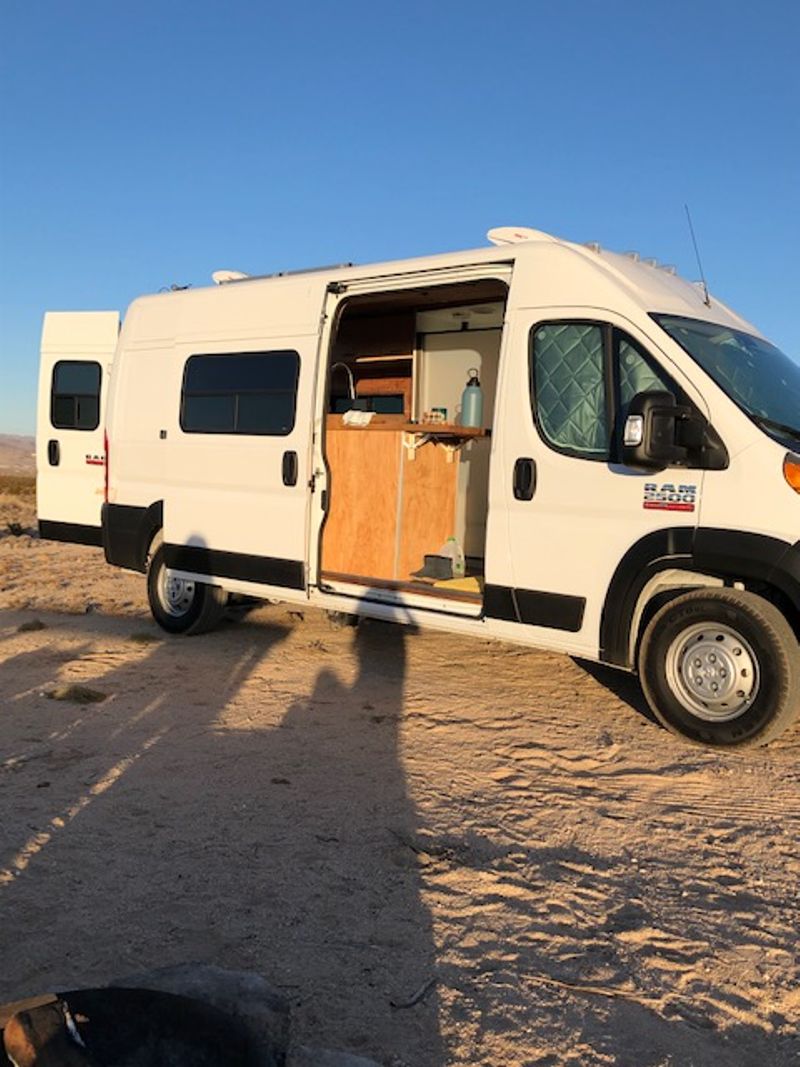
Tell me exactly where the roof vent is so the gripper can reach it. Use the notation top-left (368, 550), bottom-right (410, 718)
top-left (487, 226), bottom-right (554, 246)
top-left (583, 242), bottom-right (602, 253)
top-left (212, 270), bottom-right (250, 285)
top-left (624, 251), bottom-right (640, 261)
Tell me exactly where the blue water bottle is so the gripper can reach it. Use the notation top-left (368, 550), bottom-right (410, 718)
top-left (460, 367), bottom-right (483, 428)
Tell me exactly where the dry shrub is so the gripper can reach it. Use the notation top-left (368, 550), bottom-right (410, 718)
top-left (0, 475), bottom-right (36, 497)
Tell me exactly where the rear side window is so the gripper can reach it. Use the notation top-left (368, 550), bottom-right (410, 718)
top-left (51, 361), bottom-right (102, 430)
top-left (181, 351), bottom-right (300, 435)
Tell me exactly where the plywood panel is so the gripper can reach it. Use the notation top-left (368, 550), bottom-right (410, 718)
top-left (321, 428), bottom-right (401, 580)
top-left (397, 442), bottom-right (458, 581)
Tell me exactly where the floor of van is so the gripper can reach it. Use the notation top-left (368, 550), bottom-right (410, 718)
top-left (319, 570), bottom-right (483, 605)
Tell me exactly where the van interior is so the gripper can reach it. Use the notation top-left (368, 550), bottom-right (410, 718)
top-left (319, 278), bottom-right (508, 611)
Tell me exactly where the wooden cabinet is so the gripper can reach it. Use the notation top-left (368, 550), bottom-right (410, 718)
top-left (321, 421), bottom-right (401, 580)
top-left (321, 418), bottom-right (487, 584)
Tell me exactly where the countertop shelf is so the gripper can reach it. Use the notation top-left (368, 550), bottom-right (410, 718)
top-left (402, 424), bottom-right (489, 462)
top-left (403, 423), bottom-right (489, 438)
top-left (326, 414), bottom-right (489, 438)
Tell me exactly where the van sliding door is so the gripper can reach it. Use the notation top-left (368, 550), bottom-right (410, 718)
top-left (163, 324), bottom-right (321, 595)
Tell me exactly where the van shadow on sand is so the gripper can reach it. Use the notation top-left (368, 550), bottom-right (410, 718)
top-left (1, 607), bottom-right (798, 1065)
top-left (0, 606), bottom-right (444, 1065)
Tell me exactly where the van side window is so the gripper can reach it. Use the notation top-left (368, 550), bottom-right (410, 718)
top-left (181, 351), bottom-right (300, 436)
top-left (617, 334), bottom-right (671, 411)
top-left (531, 323), bottom-right (609, 459)
top-left (51, 361), bottom-right (102, 430)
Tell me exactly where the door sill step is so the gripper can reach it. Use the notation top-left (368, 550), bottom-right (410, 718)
top-left (318, 571), bottom-right (483, 616)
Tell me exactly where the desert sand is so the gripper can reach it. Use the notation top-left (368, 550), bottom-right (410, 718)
top-left (1, 479), bottom-right (799, 1066)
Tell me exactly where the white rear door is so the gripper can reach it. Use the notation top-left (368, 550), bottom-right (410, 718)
top-left (37, 311), bottom-right (119, 544)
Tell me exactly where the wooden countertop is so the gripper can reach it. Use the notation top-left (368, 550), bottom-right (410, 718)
top-left (326, 414), bottom-right (489, 436)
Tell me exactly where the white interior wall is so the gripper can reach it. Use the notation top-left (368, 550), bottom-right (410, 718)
top-left (417, 328), bottom-right (501, 426)
top-left (415, 325), bottom-right (502, 561)
top-left (456, 437), bottom-right (492, 558)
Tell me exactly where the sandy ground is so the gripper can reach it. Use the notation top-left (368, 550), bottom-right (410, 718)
top-left (1, 487), bottom-right (799, 1066)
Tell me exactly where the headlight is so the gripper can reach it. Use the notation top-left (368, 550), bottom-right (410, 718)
top-left (784, 453), bottom-right (800, 493)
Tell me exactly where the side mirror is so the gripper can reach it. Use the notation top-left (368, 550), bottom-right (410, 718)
top-left (621, 390), bottom-right (697, 470)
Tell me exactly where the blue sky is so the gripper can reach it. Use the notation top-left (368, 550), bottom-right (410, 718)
top-left (1, 1), bottom-right (798, 435)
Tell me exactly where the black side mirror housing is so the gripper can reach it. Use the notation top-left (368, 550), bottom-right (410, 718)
top-left (622, 390), bottom-right (699, 471)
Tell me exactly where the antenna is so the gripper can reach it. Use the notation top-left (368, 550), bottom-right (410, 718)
top-left (684, 204), bottom-right (711, 307)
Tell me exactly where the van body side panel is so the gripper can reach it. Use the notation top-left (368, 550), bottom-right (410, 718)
top-left (106, 279), bottom-right (328, 592)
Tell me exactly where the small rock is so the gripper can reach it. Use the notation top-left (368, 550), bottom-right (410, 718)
top-left (47, 685), bottom-right (108, 705)
top-left (18, 618), bottom-right (47, 632)
top-left (128, 631), bottom-right (161, 644)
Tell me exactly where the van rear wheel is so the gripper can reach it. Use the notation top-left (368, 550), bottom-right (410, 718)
top-left (146, 536), bottom-right (227, 635)
top-left (639, 588), bottom-right (800, 748)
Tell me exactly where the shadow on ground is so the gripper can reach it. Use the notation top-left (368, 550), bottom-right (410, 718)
top-left (0, 608), bottom-right (444, 1065)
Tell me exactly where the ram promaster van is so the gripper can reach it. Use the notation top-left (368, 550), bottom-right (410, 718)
top-left (37, 227), bottom-right (800, 748)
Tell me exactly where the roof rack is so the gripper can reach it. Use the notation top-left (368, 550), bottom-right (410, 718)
top-left (214, 262), bottom-right (356, 285)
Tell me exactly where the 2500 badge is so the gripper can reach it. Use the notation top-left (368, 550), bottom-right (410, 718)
top-left (643, 483), bottom-right (697, 512)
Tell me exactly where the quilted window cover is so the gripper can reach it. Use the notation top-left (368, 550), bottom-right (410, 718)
top-left (533, 323), bottom-right (608, 456)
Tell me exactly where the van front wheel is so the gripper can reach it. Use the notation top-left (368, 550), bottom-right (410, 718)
top-left (639, 589), bottom-right (800, 748)
top-left (146, 537), bottom-right (227, 635)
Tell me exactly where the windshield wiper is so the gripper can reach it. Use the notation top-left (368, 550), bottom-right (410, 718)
top-left (752, 414), bottom-right (800, 443)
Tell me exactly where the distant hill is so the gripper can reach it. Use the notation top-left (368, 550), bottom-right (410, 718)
top-left (0, 434), bottom-right (36, 475)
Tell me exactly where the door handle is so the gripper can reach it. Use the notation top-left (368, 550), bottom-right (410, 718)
top-left (513, 457), bottom-right (536, 500)
top-left (282, 450), bottom-right (298, 487)
top-left (48, 440), bottom-right (60, 467)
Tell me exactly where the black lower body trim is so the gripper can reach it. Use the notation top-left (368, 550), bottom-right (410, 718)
top-left (484, 584), bottom-right (586, 632)
top-left (102, 502), bottom-right (163, 573)
top-left (164, 543), bottom-right (305, 591)
top-left (483, 584), bottom-right (517, 622)
top-left (38, 520), bottom-right (103, 547)
top-left (601, 527), bottom-right (694, 667)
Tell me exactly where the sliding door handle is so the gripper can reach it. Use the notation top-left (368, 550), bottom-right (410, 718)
top-left (282, 450), bottom-right (298, 487)
top-left (513, 457), bottom-right (536, 500)
top-left (48, 440), bottom-right (60, 467)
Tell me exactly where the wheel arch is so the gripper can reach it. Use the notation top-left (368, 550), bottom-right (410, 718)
top-left (601, 528), bottom-right (800, 669)
top-left (102, 500), bottom-right (164, 573)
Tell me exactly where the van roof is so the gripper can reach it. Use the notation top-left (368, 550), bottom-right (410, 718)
top-left (134, 228), bottom-right (760, 338)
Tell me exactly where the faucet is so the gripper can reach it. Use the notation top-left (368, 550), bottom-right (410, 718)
top-left (330, 361), bottom-right (355, 401)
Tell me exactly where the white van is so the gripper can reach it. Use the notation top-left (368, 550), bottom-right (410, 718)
top-left (36, 228), bottom-right (800, 748)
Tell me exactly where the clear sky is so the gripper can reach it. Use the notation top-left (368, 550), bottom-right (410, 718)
top-left (1, 1), bottom-right (798, 435)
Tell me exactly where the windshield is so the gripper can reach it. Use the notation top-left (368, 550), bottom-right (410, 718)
top-left (653, 314), bottom-right (800, 445)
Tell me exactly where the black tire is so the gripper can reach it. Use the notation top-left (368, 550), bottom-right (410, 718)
top-left (639, 588), bottom-right (800, 748)
top-left (146, 536), bottom-right (227, 635)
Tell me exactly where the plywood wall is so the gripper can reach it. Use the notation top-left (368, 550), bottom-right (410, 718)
top-left (321, 428), bottom-right (401, 580)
